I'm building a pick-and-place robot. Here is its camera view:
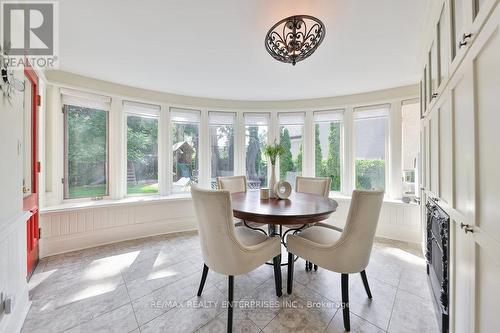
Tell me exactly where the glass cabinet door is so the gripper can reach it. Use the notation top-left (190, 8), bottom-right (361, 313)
top-left (451, 0), bottom-right (465, 60)
top-left (438, 3), bottom-right (450, 86)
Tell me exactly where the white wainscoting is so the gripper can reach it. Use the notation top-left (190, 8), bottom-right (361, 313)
top-left (0, 212), bottom-right (31, 333)
top-left (326, 197), bottom-right (421, 243)
top-left (40, 196), bottom-right (421, 257)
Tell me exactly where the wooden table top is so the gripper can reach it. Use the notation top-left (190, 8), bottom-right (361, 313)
top-left (231, 190), bottom-right (338, 225)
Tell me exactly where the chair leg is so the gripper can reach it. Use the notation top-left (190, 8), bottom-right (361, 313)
top-left (305, 260), bottom-right (309, 271)
top-left (313, 264), bottom-right (318, 271)
top-left (308, 261), bottom-right (313, 271)
top-left (341, 274), bottom-right (350, 331)
top-left (287, 252), bottom-right (294, 294)
top-left (360, 270), bottom-right (372, 299)
top-left (273, 255), bottom-right (282, 297)
top-left (197, 264), bottom-right (209, 296)
top-left (227, 276), bottom-right (234, 333)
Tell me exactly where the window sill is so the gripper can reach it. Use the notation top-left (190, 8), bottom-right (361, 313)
top-left (40, 193), bottom-right (192, 214)
top-left (40, 190), bottom-right (418, 214)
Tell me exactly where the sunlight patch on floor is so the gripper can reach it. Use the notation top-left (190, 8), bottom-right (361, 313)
top-left (84, 251), bottom-right (140, 280)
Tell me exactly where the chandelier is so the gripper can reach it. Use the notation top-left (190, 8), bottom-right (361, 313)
top-left (265, 15), bottom-right (326, 66)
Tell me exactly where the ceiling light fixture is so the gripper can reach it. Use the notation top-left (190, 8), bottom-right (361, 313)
top-left (265, 15), bottom-right (326, 66)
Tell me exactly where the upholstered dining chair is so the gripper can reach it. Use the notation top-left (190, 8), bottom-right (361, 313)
top-left (294, 176), bottom-right (332, 271)
top-left (286, 190), bottom-right (384, 331)
top-left (191, 185), bottom-right (282, 333)
top-left (217, 175), bottom-right (247, 193)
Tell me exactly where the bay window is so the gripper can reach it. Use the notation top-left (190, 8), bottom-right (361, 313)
top-left (62, 89), bottom-right (110, 199)
top-left (244, 113), bottom-right (269, 189)
top-left (314, 110), bottom-right (343, 192)
top-left (354, 105), bottom-right (389, 191)
top-left (171, 108), bottom-right (200, 192)
top-left (124, 101), bottom-right (159, 195)
top-left (209, 112), bottom-right (236, 188)
top-left (279, 113), bottom-right (304, 187)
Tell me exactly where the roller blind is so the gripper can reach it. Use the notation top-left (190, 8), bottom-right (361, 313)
top-left (123, 100), bottom-right (160, 117)
top-left (244, 113), bottom-right (270, 126)
top-left (61, 88), bottom-right (111, 111)
top-left (209, 112), bottom-right (236, 125)
top-left (354, 104), bottom-right (390, 120)
top-left (314, 109), bottom-right (344, 122)
top-left (278, 112), bottom-right (305, 125)
top-left (170, 107), bottom-right (200, 123)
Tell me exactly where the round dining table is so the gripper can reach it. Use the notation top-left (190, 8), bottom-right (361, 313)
top-left (231, 190), bottom-right (338, 267)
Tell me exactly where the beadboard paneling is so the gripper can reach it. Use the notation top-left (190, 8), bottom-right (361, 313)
top-left (40, 197), bottom-right (420, 257)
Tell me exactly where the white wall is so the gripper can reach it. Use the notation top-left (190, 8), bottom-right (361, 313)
top-left (0, 70), bottom-right (31, 333)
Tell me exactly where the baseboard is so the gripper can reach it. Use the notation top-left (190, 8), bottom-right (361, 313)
top-left (0, 284), bottom-right (30, 333)
top-left (40, 217), bottom-right (198, 257)
top-left (375, 223), bottom-right (421, 243)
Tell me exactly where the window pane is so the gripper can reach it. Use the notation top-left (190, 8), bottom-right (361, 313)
top-left (172, 121), bottom-right (199, 192)
top-left (127, 115), bottom-right (158, 195)
top-left (279, 125), bottom-right (303, 187)
top-left (210, 123), bottom-right (234, 188)
top-left (355, 115), bottom-right (386, 191)
top-left (64, 105), bottom-right (108, 199)
top-left (245, 124), bottom-right (268, 189)
top-left (452, 0), bottom-right (463, 59)
top-left (315, 122), bottom-right (341, 191)
top-left (439, 6), bottom-right (449, 84)
top-left (402, 101), bottom-right (420, 196)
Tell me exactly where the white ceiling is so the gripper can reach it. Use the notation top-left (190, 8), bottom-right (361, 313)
top-left (57, 0), bottom-right (427, 101)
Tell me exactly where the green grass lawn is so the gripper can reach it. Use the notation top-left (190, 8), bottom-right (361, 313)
top-left (127, 182), bottom-right (159, 195)
top-left (69, 185), bottom-right (107, 198)
top-left (69, 182), bottom-right (159, 198)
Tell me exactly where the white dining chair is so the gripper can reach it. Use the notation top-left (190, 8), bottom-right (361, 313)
top-left (294, 176), bottom-right (332, 271)
top-left (286, 190), bottom-right (384, 331)
top-left (217, 175), bottom-right (247, 193)
top-left (191, 185), bottom-right (282, 333)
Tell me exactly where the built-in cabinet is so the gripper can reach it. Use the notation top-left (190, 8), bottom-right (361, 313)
top-left (420, 0), bottom-right (500, 332)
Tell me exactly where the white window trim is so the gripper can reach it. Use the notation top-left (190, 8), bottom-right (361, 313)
top-left (49, 87), bottom-right (413, 207)
top-left (123, 100), bottom-right (161, 197)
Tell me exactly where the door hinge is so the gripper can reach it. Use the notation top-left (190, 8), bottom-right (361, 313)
top-left (61, 178), bottom-right (65, 184)
top-left (37, 95), bottom-right (41, 106)
top-left (38, 227), bottom-right (42, 238)
top-left (37, 161), bottom-right (41, 173)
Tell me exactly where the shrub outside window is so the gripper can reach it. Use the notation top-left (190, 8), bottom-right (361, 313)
top-left (279, 113), bottom-right (304, 188)
top-left (244, 113), bottom-right (269, 189)
top-left (354, 105), bottom-right (389, 191)
top-left (62, 90), bottom-right (110, 199)
top-left (314, 110), bottom-right (343, 192)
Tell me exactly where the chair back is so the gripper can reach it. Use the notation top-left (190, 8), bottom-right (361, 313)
top-left (191, 185), bottom-right (246, 275)
top-left (296, 176), bottom-right (331, 197)
top-left (217, 176), bottom-right (247, 194)
top-left (334, 190), bottom-right (384, 272)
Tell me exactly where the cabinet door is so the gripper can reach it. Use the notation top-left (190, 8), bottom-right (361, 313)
top-left (469, 4), bottom-right (500, 332)
top-left (439, 2), bottom-right (451, 86)
top-left (429, 109), bottom-right (440, 195)
top-left (439, 97), bottom-right (453, 204)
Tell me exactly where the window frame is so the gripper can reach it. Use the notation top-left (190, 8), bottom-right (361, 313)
top-left (62, 103), bottom-right (110, 201)
top-left (352, 104), bottom-right (390, 193)
top-left (123, 100), bottom-right (161, 197)
top-left (170, 107), bottom-right (201, 193)
top-left (243, 112), bottom-right (271, 189)
top-left (313, 109), bottom-right (345, 194)
top-left (208, 111), bottom-right (237, 187)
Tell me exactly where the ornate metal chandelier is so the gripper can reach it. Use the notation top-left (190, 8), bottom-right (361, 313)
top-left (265, 15), bottom-right (326, 66)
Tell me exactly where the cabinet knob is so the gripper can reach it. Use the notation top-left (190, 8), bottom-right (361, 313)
top-left (431, 93), bottom-right (438, 99)
top-left (459, 33), bottom-right (473, 49)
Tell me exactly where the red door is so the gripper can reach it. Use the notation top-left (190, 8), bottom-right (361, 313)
top-left (24, 66), bottom-right (40, 280)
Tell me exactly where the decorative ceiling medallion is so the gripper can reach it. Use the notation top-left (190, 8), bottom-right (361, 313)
top-left (265, 15), bottom-right (326, 66)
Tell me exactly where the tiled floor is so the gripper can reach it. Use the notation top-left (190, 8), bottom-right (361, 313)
top-left (22, 231), bottom-right (439, 333)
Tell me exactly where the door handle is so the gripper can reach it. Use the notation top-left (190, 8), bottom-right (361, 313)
top-left (460, 222), bottom-right (474, 234)
top-left (459, 33), bottom-right (473, 49)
